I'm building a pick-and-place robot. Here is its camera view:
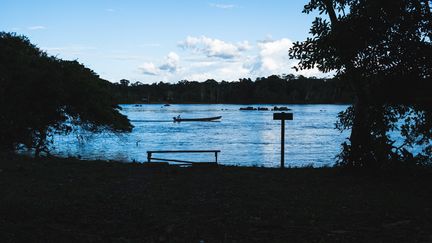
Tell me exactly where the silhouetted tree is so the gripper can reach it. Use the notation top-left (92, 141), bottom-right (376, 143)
top-left (0, 32), bottom-right (132, 156)
top-left (290, 0), bottom-right (432, 167)
top-left (110, 75), bottom-right (354, 104)
top-left (120, 79), bottom-right (130, 87)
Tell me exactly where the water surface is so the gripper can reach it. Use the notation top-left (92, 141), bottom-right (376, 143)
top-left (52, 104), bottom-right (350, 167)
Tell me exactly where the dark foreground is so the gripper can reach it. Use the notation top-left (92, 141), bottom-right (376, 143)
top-left (0, 157), bottom-right (431, 242)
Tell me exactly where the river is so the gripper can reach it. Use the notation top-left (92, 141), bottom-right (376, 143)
top-left (52, 104), bottom-right (350, 167)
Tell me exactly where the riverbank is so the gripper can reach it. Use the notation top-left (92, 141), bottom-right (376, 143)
top-left (1, 156), bottom-right (431, 242)
top-left (127, 102), bottom-right (352, 105)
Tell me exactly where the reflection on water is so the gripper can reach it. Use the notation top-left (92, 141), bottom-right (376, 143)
top-left (51, 104), bottom-right (350, 167)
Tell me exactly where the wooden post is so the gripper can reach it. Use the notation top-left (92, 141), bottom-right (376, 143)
top-left (273, 112), bottom-right (293, 168)
top-left (281, 119), bottom-right (285, 168)
top-left (147, 152), bottom-right (151, 163)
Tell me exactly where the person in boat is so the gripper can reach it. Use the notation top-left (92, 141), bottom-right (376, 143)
top-left (173, 115), bottom-right (181, 121)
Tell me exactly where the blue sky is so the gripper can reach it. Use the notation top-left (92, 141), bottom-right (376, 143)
top-left (0, 0), bottom-right (328, 83)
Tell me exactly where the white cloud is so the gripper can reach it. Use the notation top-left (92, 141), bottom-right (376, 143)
top-left (295, 67), bottom-right (328, 77)
top-left (237, 41), bottom-right (252, 51)
top-left (180, 57), bottom-right (250, 81)
top-left (219, 63), bottom-right (250, 78)
top-left (209, 3), bottom-right (236, 9)
top-left (140, 52), bottom-right (180, 75)
top-left (159, 52), bottom-right (180, 73)
top-left (254, 38), bottom-right (293, 72)
top-left (189, 61), bottom-right (218, 68)
top-left (179, 36), bottom-right (249, 59)
top-left (184, 72), bottom-right (214, 81)
top-left (28, 26), bottom-right (46, 30)
top-left (139, 62), bottom-right (159, 76)
top-left (105, 8), bottom-right (115, 12)
top-left (137, 36), bottom-right (328, 83)
top-left (250, 38), bottom-right (326, 78)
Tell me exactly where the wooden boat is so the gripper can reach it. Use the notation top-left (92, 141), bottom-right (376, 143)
top-left (272, 106), bottom-right (291, 111)
top-left (173, 116), bottom-right (222, 122)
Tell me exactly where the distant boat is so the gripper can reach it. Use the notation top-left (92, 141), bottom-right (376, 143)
top-left (164, 104), bottom-right (171, 106)
top-left (173, 116), bottom-right (222, 122)
top-left (239, 106), bottom-right (256, 111)
top-left (239, 106), bottom-right (269, 111)
top-left (272, 106), bottom-right (291, 111)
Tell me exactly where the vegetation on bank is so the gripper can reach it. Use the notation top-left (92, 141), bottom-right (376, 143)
top-left (1, 0), bottom-right (431, 168)
top-left (0, 1), bottom-right (431, 242)
top-left (0, 32), bottom-right (133, 157)
top-left (290, 0), bottom-right (432, 167)
top-left (0, 1), bottom-right (431, 241)
top-left (1, 156), bottom-right (431, 242)
top-left (110, 75), bottom-right (354, 104)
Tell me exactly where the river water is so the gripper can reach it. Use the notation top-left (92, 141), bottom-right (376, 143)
top-left (52, 104), bottom-right (350, 167)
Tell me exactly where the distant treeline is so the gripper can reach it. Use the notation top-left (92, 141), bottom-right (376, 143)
top-left (110, 74), bottom-right (354, 104)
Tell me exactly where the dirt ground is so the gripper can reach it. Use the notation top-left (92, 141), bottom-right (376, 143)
top-left (0, 156), bottom-right (431, 242)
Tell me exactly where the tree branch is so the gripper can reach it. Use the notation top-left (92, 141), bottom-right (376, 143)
top-left (321, 0), bottom-right (338, 26)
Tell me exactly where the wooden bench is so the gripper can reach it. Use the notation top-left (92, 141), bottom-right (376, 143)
top-left (146, 150), bottom-right (220, 165)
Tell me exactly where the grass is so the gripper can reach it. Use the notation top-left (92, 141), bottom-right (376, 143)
top-left (0, 155), bottom-right (432, 242)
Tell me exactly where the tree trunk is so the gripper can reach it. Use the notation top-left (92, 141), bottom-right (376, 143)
top-left (346, 68), bottom-right (376, 167)
top-left (349, 93), bottom-right (373, 167)
top-left (321, 0), bottom-right (378, 167)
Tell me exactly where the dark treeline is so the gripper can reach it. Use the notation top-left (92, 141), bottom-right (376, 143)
top-left (0, 32), bottom-right (132, 156)
top-left (110, 74), bottom-right (354, 104)
top-left (292, 0), bottom-right (432, 167)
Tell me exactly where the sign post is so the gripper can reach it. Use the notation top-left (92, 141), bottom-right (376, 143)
top-left (273, 112), bottom-right (293, 168)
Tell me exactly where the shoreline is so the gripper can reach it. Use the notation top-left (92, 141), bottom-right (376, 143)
top-left (1, 156), bottom-right (431, 242)
top-left (121, 102), bottom-right (353, 105)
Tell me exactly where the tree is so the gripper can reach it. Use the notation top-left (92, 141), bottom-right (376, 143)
top-left (120, 79), bottom-right (130, 87)
top-left (0, 32), bottom-right (132, 156)
top-left (289, 0), bottom-right (432, 167)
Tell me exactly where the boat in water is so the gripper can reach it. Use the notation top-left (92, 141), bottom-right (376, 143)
top-left (173, 116), bottom-right (222, 122)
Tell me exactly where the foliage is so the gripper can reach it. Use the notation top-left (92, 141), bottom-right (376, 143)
top-left (0, 32), bottom-right (132, 156)
top-left (110, 75), bottom-right (354, 104)
top-left (290, 0), bottom-right (432, 167)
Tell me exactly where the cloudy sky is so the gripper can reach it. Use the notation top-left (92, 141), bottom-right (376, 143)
top-left (0, 0), bottom-right (331, 83)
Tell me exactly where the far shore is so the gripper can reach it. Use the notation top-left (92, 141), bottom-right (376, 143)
top-left (0, 155), bottom-right (431, 242)
top-left (121, 102), bottom-right (352, 105)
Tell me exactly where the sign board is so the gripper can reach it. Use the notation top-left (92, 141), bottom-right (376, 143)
top-left (273, 112), bottom-right (294, 168)
top-left (273, 112), bottom-right (293, 120)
